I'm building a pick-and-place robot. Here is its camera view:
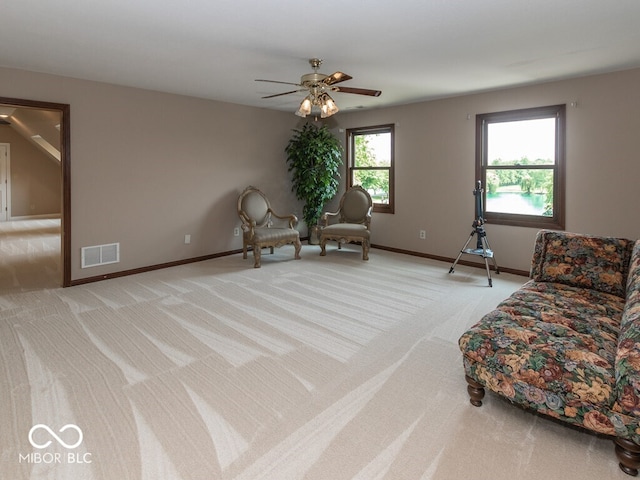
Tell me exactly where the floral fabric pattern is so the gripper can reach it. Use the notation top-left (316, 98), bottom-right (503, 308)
top-left (530, 230), bottom-right (634, 298)
top-left (460, 231), bottom-right (640, 444)
top-left (616, 241), bottom-right (640, 417)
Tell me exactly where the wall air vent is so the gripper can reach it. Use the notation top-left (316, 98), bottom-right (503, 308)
top-left (81, 243), bottom-right (120, 268)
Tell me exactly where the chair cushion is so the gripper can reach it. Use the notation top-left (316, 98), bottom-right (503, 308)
top-left (530, 230), bottom-right (634, 298)
top-left (460, 280), bottom-right (625, 414)
top-left (252, 227), bottom-right (299, 243)
top-left (322, 223), bottom-right (369, 239)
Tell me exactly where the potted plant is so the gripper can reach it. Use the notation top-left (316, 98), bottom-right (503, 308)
top-left (285, 123), bottom-right (343, 244)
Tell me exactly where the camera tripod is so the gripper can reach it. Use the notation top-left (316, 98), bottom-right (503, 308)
top-left (448, 181), bottom-right (499, 287)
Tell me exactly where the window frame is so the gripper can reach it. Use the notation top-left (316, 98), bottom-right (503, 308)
top-left (347, 124), bottom-right (395, 214)
top-left (476, 104), bottom-right (566, 229)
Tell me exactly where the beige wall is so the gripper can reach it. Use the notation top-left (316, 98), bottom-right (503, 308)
top-left (0, 126), bottom-right (61, 217)
top-left (1, 66), bottom-right (639, 281)
top-left (335, 68), bottom-right (640, 272)
top-left (0, 67), bottom-right (302, 281)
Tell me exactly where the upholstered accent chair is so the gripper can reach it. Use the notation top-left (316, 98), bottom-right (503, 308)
top-left (320, 185), bottom-right (373, 260)
top-left (237, 186), bottom-right (302, 268)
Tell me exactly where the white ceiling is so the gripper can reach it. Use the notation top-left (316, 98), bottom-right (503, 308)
top-left (2, 1), bottom-right (640, 114)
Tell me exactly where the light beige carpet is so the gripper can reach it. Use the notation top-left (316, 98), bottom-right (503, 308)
top-left (0, 222), bottom-right (622, 479)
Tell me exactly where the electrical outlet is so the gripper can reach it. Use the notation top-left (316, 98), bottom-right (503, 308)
top-left (184, 234), bottom-right (191, 244)
top-left (233, 227), bottom-right (240, 236)
top-left (419, 230), bottom-right (426, 239)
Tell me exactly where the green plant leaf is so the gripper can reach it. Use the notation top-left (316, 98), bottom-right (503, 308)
top-left (285, 123), bottom-right (344, 226)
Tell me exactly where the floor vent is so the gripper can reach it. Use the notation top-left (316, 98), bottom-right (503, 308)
top-left (81, 243), bottom-right (120, 268)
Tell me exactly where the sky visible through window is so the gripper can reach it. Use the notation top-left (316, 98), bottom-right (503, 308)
top-left (367, 133), bottom-right (391, 165)
top-left (488, 118), bottom-right (555, 163)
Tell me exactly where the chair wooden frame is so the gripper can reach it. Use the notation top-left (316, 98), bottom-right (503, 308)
top-left (237, 186), bottom-right (302, 268)
top-left (319, 185), bottom-right (372, 260)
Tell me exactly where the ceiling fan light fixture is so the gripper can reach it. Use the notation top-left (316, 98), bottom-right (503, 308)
top-left (296, 96), bottom-right (313, 117)
top-left (257, 58), bottom-right (381, 118)
top-left (320, 93), bottom-right (339, 118)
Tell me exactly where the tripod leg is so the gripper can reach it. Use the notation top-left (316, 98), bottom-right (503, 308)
top-left (484, 256), bottom-right (492, 287)
top-left (449, 232), bottom-right (475, 274)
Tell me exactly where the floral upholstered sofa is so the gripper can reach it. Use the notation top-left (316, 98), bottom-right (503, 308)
top-left (459, 229), bottom-right (640, 476)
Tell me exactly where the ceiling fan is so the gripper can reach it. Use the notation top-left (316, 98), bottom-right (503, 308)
top-left (255, 58), bottom-right (382, 118)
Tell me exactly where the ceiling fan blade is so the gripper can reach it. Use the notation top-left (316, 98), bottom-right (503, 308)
top-left (323, 72), bottom-right (353, 86)
top-left (334, 86), bottom-right (382, 97)
top-left (255, 79), bottom-right (301, 87)
top-left (261, 89), bottom-right (306, 99)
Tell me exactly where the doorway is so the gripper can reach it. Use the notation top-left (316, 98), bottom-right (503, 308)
top-left (0, 144), bottom-right (8, 222)
top-left (0, 96), bottom-right (70, 287)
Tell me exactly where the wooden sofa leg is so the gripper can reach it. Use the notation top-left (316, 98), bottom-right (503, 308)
top-left (465, 375), bottom-right (485, 407)
top-left (616, 438), bottom-right (640, 476)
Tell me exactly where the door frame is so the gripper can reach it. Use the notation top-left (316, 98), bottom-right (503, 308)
top-left (0, 143), bottom-right (9, 222)
top-left (0, 96), bottom-right (71, 287)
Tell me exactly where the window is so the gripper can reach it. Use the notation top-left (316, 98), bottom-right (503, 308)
top-left (476, 104), bottom-right (565, 229)
top-left (347, 124), bottom-right (394, 214)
